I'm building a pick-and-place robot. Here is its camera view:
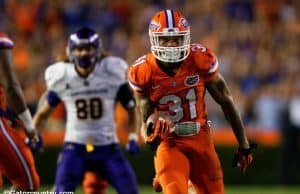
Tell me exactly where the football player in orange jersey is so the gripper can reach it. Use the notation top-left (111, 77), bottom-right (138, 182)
top-left (128, 9), bottom-right (255, 194)
top-left (0, 33), bottom-right (41, 191)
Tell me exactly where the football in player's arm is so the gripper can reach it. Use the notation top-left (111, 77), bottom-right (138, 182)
top-left (128, 9), bottom-right (255, 194)
top-left (0, 33), bottom-right (40, 191)
top-left (33, 27), bottom-right (139, 194)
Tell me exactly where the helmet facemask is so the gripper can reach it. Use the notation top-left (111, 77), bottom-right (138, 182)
top-left (150, 28), bottom-right (190, 63)
top-left (66, 27), bottom-right (101, 69)
top-left (69, 44), bottom-right (98, 69)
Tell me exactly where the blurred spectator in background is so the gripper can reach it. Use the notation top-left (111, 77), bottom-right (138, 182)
top-left (280, 77), bottom-right (300, 185)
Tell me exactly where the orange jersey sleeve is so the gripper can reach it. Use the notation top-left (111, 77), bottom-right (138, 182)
top-left (190, 43), bottom-right (218, 82)
top-left (128, 55), bottom-right (152, 96)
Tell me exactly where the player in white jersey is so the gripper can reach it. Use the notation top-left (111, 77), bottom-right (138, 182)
top-left (33, 27), bottom-right (139, 194)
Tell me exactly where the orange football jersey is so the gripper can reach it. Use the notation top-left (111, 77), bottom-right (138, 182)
top-left (128, 43), bottom-right (218, 126)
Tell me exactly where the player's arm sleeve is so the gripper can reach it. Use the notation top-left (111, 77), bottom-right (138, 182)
top-left (115, 83), bottom-right (136, 110)
top-left (44, 64), bottom-right (64, 107)
top-left (46, 90), bottom-right (61, 107)
top-left (206, 57), bottom-right (219, 79)
top-left (127, 58), bottom-right (151, 96)
top-left (202, 55), bottom-right (219, 82)
top-left (194, 46), bottom-right (219, 82)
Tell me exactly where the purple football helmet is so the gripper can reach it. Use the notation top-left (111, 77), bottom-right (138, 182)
top-left (67, 27), bottom-right (101, 69)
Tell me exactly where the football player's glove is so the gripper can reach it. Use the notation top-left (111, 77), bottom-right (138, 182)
top-left (146, 118), bottom-right (171, 151)
top-left (125, 133), bottom-right (140, 155)
top-left (25, 134), bottom-right (43, 154)
top-left (232, 143), bottom-right (257, 174)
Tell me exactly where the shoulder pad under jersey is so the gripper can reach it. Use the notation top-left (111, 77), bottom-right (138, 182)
top-left (190, 43), bottom-right (218, 74)
top-left (45, 62), bottom-right (69, 90)
top-left (128, 54), bottom-right (152, 95)
top-left (0, 33), bottom-right (14, 49)
top-left (97, 56), bottom-right (128, 81)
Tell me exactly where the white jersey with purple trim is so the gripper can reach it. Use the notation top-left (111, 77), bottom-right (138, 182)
top-left (45, 56), bottom-right (128, 145)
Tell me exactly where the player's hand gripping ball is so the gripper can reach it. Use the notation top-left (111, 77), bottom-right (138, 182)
top-left (145, 111), bottom-right (174, 151)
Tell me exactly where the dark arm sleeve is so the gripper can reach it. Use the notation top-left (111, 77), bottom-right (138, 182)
top-left (115, 83), bottom-right (136, 110)
top-left (46, 90), bottom-right (61, 107)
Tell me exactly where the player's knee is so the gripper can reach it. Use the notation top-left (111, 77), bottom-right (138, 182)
top-left (164, 182), bottom-right (185, 194)
top-left (82, 172), bottom-right (109, 194)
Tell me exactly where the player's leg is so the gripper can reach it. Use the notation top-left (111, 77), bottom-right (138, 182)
top-left (100, 144), bottom-right (138, 194)
top-left (0, 118), bottom-right (39, 191)
top-left (152, 174), bottom-right (195, 194)
top-left (53, 142), bottom-right (85, 192)
top-left (82, 171), bottom-right (109, 194)
top-left (190, 155), bottom-right (224, 194)
top-left (155, 141), bottom-right (190, 194)
top-left (189, 128), bottom-right (224, 194)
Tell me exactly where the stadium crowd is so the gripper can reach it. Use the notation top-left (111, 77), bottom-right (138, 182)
top-left (0, 0), bottom-right (299, 131)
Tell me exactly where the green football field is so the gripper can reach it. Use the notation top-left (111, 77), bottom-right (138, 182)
top-left (1, 185), bottom-right (300, 193)
top-left (35, 185), bottom-right (300, 194)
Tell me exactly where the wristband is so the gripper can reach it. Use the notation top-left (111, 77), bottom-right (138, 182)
top-left (18, 109), bottom-right (35, 133)
top-left (128, 132), bottom-right (138, 141)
